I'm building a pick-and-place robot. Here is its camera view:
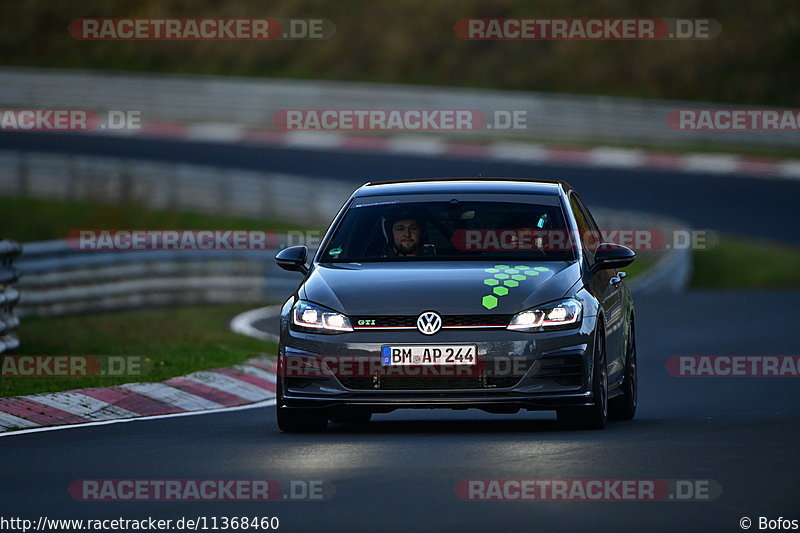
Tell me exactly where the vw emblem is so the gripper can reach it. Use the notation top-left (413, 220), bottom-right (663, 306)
top-left (417, 311), bottom-right (442, 335)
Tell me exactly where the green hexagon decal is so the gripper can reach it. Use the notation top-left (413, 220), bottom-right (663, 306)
top-left (493, 286), bottom-right (509, 296)
top-left (478, 264), bottom-right (552, 309)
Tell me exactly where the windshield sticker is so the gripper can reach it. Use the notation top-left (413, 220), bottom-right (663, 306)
top-left (482, 264), bottom-right (552, 310)
top-left (329, 247), bottom-right (343, 256)
top-left (352, 200), bottom-right (400, 209)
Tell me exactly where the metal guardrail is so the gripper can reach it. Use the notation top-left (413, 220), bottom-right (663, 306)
top-left (0, 67), bottom-right (796, 149)
top-left (0, 150), bottom-right (358, 227)
top-left (16, 241), bottom-right (299, 317)
top-left (0, 239), bottom-right (22, 354)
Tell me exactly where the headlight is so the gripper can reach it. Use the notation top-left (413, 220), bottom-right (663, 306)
top-left (292, 300), bottom-right (353, 333)
top-left (507, 298), bottom-right (582, 331)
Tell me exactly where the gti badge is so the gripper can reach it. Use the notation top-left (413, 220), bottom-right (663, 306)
top-left (417, 311), bottom-right (442, 335)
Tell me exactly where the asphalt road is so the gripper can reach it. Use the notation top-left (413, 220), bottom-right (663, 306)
top-left (1, 290), bottom-right (799, 532)
top-left (2, 132), bottom-right (800, 244)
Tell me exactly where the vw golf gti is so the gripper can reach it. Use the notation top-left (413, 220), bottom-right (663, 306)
top-left (275, 178), bottom-right (637, 431)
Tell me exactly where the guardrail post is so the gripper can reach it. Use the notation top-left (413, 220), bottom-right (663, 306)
top-left (68, 156), bottom-right (79, 201)
top-left (168, 164), bottom-right (179, 210)
top-left (15, 152), bottom-right (28, 197)
top-left (119, 160), bottom-right (133, 204)
top-left (0, 240), bottom-right (22, 355)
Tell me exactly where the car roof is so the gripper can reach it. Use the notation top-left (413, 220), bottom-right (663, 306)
top-left (354, 177), bottom-right (571, 197)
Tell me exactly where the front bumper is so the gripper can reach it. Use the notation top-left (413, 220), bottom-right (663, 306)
top-left (278, 315), bottom-right (598, 413)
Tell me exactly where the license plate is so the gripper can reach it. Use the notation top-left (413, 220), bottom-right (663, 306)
top-left (381, 345), bottom-right (477, 366)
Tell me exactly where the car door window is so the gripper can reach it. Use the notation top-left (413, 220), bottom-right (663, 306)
top-left (575, 195), bottom-right (602, 239)
top-left (569, 193), bottom-right (598, 263)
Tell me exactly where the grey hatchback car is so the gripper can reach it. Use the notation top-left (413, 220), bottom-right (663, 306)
top-left (274, 178), bottom-right (637, 432)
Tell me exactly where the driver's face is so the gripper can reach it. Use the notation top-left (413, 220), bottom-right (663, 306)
top-left (392, 219), bottom-right (420, 255)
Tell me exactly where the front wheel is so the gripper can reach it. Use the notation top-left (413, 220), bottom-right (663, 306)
top-left (609, 319), bottom-right (637, 421)
top-left (276, 405), bottom-right (328, 432)
top-left (558, 326), bottom-right (608, 430)
top-left (275, 376), bottom-right (327, 433)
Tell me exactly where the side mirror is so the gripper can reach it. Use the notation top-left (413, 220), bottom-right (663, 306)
top-left (276, 245), bottom-right (309, 275)
top-left (592, 243), bottom-right (635, 271)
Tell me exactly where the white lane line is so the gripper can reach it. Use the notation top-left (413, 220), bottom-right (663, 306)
top-left (681, 153), bottom-right (740, 174)
top-left (24, 392), bottom-right (139, 421)
top-left (229, 305), bottom-right (282, 342)
top-left (386, 136), bottom-right (446, 155)
top-left (0, 411), bottom-right (39, 430)
top-left (184, 371), bottom-right (273, 402)
top-left (233, 364), bottom-right (278, 384)
top-left (185, 123), bottom-right (246, 143)
top-left (121, 382), bottom-right (223, 411)
top-left (487, 141), bottom-right (548, 162)
top-left (587, 147), bottom-right (647, 168)
top-left (282, 131), bottom-right (346, 149)
top-left (0, 399), bottom-right (276, 438)
top-left (779, 160), bottom-right (800, 179)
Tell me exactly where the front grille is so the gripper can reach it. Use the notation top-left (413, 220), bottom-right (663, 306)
top-left (443, 315), bottom-right (513, 327)
top-left (336, 359), bottom-right (534, 390)
top-left (351, 314), bottom-right (513, 329)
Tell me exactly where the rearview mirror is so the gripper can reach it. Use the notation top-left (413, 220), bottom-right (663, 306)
top-left (592, 243), bottom-right (635, 271)
top-left (276, 245), bottom-right (309, 275)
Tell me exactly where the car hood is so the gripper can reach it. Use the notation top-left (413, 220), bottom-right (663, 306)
top-left (301, 261), bottom-right (580, 315)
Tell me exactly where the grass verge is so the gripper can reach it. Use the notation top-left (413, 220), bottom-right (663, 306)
top-left (1, 304), bottom-right (277, 398)
top-left (691, 235), bottom-right (800, 289)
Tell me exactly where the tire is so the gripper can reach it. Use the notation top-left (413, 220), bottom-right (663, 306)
top-left (276, 405), bottom-right (328, 432)
top-left (609, 318), bottom-right (637, 421)
top-left (558, 325), bottom-right (608, 430)
top-left (275, 376), bottom-right (327, 432)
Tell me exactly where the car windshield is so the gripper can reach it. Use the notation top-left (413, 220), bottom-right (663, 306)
top-left (319, 195), bottom-right (577, 262)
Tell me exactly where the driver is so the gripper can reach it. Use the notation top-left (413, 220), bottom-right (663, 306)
top-left (391, 218), bottom-right (422, 256)
top-left (382, 207), bottom-right (431, 257)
